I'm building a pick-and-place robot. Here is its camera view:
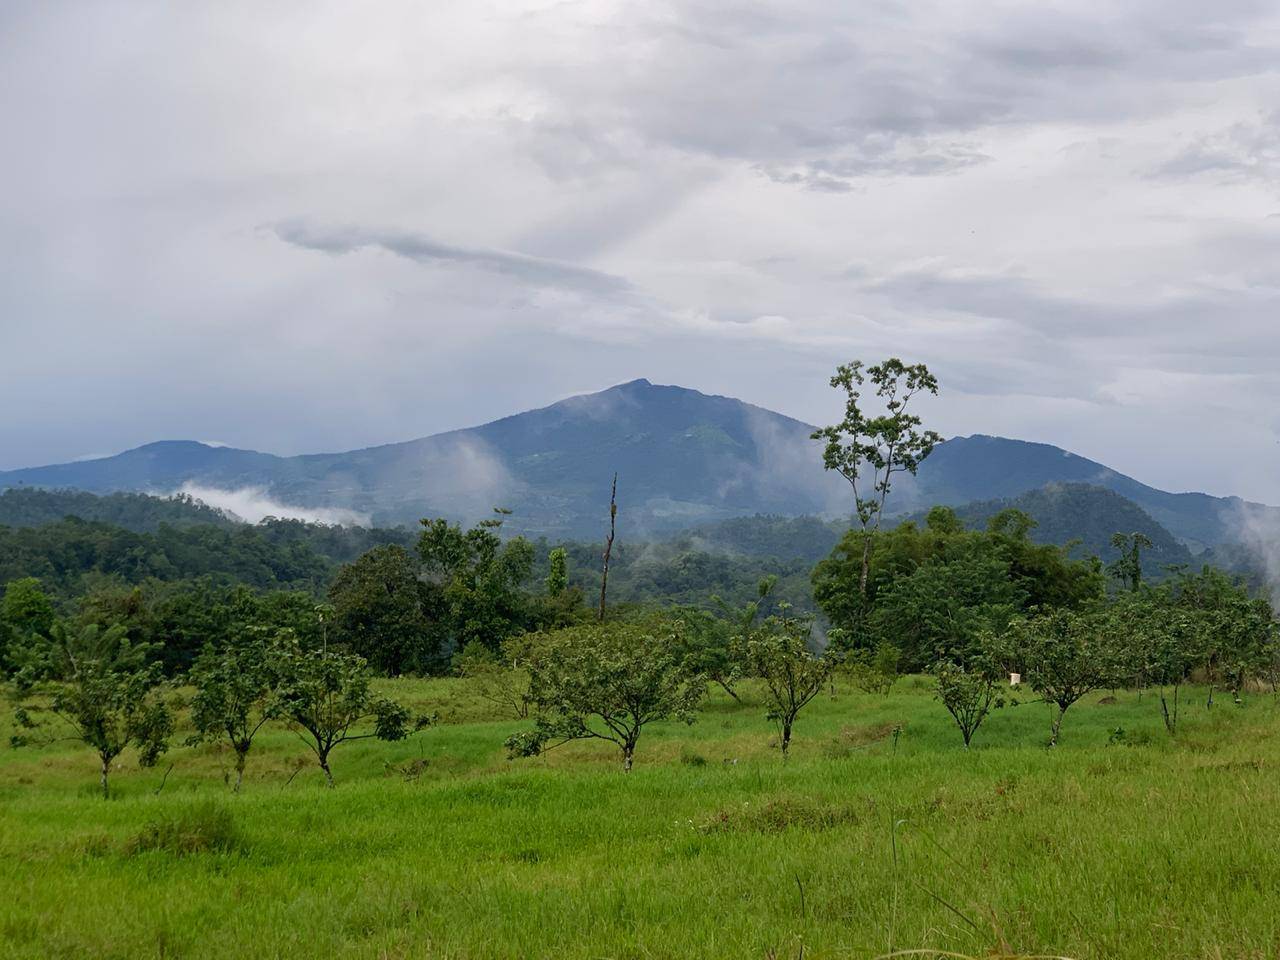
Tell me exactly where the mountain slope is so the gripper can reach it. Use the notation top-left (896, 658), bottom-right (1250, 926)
top-left (1, 379), bottom-right (1272, 545)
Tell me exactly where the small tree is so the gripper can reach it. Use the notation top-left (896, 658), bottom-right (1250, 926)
top-left (12, 622), bottom-right (172, 797)
top-left (507, 622), bottom-right (703, 771)
top-left (1117, 594), bottom-right (1205, 735)
top-left (269, 634), bottom-right (422, 786)
top-left (934, 655), bottom-right (1001, 749)
top-left (997, 609), bottom-right (1117, 746)
top-left (844, 640), bottom-right (901, 696)
top-left (546, 547), bottom-right (569, 598)
top-left (811, 359), bottom-right (941, 601)
top-left (187, 631), bottom-right (277, 791)
top-left (747, 612), bottom-right (832, 759)
top-left (458, 634), bottom-right (538, 720)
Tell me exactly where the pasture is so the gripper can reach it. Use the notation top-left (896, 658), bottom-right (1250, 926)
top-left (2, 678), bottom-right (1278, 959)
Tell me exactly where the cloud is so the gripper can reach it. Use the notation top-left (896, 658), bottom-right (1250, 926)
top-left (178, 484), bottom-right (371, 526)
top-left (270, 220), bottom-right (631, 295)
top-left (5, 0), bottom-right (1280, 508)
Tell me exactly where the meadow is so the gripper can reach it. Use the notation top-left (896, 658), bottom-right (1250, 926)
top-left (3, 678), bottom-right (1279, 960)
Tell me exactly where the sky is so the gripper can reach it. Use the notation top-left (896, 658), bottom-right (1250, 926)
top-left (3, 1), bottom-right (1280, 501)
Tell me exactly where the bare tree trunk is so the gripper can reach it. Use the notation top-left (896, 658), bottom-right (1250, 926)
top-left (781, 720), bottom-right (792, 760)
top-left (598, 473), bottom-right (617, 622)
top-left (1049, 705), bottom-right (1065, 747)
top-left (99, 753), bottom-right (111, 799)
top-left (319, 752), bottom-right (335, 788)
top-left (714, 677), bottom-right (741, 702)
top-left (234, 752), bottom-right (247, 793)
top-left (622, 742), bottom-right (634, 773)
top-left (858, 534), bottom-right (871, 597)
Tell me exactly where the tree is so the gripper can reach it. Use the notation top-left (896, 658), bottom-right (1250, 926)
top-left (1113, 592), bottom-right (1206, 735)
top-left (458, 634), bottom-right (540, 720)
top-left (328, 544), bottom-right (439, 675)
top-left (507, 622), bottom-right (704, 771)
top-left (843, 640), bottom-right (901, 696)
top-left (1109, 532), bottom-right (1152, 593)
top-left (934, 654), bottom-right (1002, 749)
top-left (811, 359), bottom-right (941, 603)
top-left (546, 547), bottom-right (568, 598)
top-left (187, 630), bottom-right (277, 791)
top-left (418, 512), bottom-right (535, 655)
top-left (747, 612), bottom-right (832, 759)
top-left (996, 608), bottom-right (1117, 746)
top-left (0, 577), bottom-right (56, 677)
top-left (598, 474), bottom-right (618, 621)
top-left (11, 622), bottom-right (172, 797)
top-left (678, 576), bottom-right (776, 701)
top-left (268, 634), bottom-right (422, 786)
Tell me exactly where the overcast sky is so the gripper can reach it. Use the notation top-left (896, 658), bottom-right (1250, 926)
top-left (4, 1), bottom-right (1280, 500)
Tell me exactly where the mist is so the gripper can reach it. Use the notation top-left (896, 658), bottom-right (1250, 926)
top-left (178, 483), bottom-right (371, 527)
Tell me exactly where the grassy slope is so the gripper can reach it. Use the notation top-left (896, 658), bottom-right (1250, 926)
top-left (2, 679), bottom-right (1279, 960)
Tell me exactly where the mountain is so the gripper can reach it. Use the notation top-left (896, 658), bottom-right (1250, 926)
top-left (905, 483), bottom-right (1194, 574)
top-left (1, 379), bottom-right (1274, 545)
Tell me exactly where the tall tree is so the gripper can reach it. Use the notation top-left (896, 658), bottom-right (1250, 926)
top-left (812, 359), bottom-right (941, 603)
top-left (1108, 532), bottom-right (1153, 593)
top-left (329, 544), bottom-right (438, 675)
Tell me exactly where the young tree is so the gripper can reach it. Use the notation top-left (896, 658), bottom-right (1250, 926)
top-left (747, 612), bottom-right (832, 759)
top-left (12, 622), bottom-right (172, 797)
top-left (187, 630), bottom-right (277, 791)
top-left (934, 654), bottom-right (1002, 749)
top-left (811, 359), bottom-right (941, 602)
top-left (507, 622), bottom-right (704, 771)
top-left (1115, 593), bottom-right (1206, 735)
top-left (997, 609), bottom-right (1117, 746)
top-left (458, 634), bottom-right (539, 719)
top-left (268, 634), bottom-right (422, 786)
top-left (843, 640), bottom-right (901, 696)
top-left (1108, 532), bottom-right (1153, 593)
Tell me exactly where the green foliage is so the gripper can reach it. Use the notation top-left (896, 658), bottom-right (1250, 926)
top-left (328, 544), bottom-right (440, 675)
top-left (842, 640), bottom-right (901, 695)
top-left (11, 621), bottom-right (172, 796)
top-left (1109, 531), bottom-right (1153, 592)
top-left (268, 635), bottom-right (422, 786)
top-left (0, 577), bottom-right (56, 677)
top-left (509, 622), bottom-right (704, 771)
top-left (814, 508), bottom-right (1102, 670)
top-left (418, 514), bottom-right (536, 655)
top-left (934, 654), bottom-right (1003, 749)
top-left (187, 631), bottom-right (277, 791)
top-left (124, 802), bottom-right (240, 857)
top-left (811, 358), bottom-right (941, 596)
top-left (746, 612), bottom-right (832, 759)
top-left (546, 547), bottom-right (568, 597)
top-left (994, 608), bottom-right (1120, 746)
top-left (458, 634), bottom-right (540, 720)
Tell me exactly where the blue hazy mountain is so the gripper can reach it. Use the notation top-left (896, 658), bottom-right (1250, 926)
top-left (0, 379), bottom-right (1268, 545)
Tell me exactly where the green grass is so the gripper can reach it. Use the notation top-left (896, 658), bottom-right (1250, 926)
top-left (3, 678), bottom-right (1280, 959)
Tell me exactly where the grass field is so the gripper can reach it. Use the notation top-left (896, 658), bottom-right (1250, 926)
top-left (3, 677), bottom-right (1279, 959)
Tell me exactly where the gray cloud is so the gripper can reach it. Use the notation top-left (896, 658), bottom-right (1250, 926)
top-left (271, 221), bottom-right (631, 295)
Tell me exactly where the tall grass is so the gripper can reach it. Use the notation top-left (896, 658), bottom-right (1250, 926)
top-left (2, 678), bottom-right (1278, 958)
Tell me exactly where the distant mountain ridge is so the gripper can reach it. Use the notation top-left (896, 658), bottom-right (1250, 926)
top-left (1, 379), bottom-right (1273, 545)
